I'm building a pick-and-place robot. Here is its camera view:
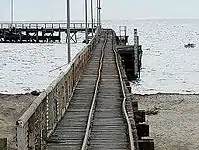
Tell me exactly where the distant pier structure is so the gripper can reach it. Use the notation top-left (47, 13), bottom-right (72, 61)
top-left (117, 26), bottom-right (142, 80)
top-left (0, 22), bottom-right (97, 43)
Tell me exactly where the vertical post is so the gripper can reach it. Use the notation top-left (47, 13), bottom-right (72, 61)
top-left (0, 138), bottom-right (7, 150)
top-left (91, 0), bottom-right (94, 37)
top-left (11, 0), bottom-right (14, 27)
top-left (58, 24), bottom-right (61, 42)
top-left (125, 26), bottom-right (127, 37)
top-left (67, 0), bottom-right (71, 63)
top-left (96, 0), bottom-right (99, 27)
top-left (134, 29), bottom-right (139, 78)
top-left (98, 0), bottom-right (101, 28)
top-left (85, 0), bottom-right (88, 44)
top-left (17, 121), bottom-right (27, 150)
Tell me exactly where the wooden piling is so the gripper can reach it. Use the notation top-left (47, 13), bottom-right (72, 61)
top-left (0, 138), bottom-right (7, 150)
top-left (42, 28), bottom-right (45, 43)
top-left (139, 138), bottom-right (154, 150)
top-left (36, 29), bottom-right (39, 43)
top-left (58, 27), bottom-right (61, 42)
top-left (133, 29), bottom-right (139, 78)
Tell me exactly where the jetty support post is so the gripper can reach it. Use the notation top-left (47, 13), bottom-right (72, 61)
top-left (133, 29), bottom-right (138, 78)
top-left (131, 97), bottom-right (154, 150)
top-left (133, 28), bottom-right (142, 78)
top-left (0, 138), bottom-right (7, 150)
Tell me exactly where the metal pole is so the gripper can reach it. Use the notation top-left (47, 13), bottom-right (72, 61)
top-left (99, 0), bottom-right (101, 28)
top-left (11, 0), bottom-right (14, 27)
top-left (85, 0), bottom-right (88, 44)
top-left (91, 0), bottom-right (94, 37)
top-left (96, 0), bottom-right (99, 27)
top-left (67, 0), bottom-right (71, 63)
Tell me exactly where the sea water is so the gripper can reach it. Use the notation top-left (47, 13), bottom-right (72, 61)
top-left (1, 19), bottom-right (199, 94)
top-left (104, 19), bottom-right (199, 94)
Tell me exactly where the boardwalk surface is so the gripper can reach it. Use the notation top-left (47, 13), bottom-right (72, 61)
top-left (47, 30), bottom-right (129, 150)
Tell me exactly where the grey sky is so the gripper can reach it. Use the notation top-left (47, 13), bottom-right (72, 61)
top-left (1, 0), bottom-right (199, 21)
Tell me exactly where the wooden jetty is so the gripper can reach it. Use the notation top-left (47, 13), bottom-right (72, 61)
top-left (0, 22), bottom-right (97, 43)
top-left (15, 28), bottom-right (154, 150)
top-left (117, 28), bottom-right (142, 80)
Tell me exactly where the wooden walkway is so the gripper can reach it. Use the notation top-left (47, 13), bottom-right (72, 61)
top-left (16, 28), bottom-right (154, 150)
top-left (47, 30), bottom-right (130, 149)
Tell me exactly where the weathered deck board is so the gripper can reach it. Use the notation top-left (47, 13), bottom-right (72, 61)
top-left (88, 32), bottom-right (128, 150)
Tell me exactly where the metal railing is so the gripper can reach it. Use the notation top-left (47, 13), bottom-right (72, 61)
top-left (16, 29), bottom-right (100, 150)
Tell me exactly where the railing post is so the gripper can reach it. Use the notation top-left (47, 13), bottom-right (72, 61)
top-left (28, 115), bottom-right (35, 150)
top-left (16, 121), bottom-right (27, 150)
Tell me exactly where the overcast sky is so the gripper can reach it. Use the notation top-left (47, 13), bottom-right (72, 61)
top-left (1, 0), bottom-right (199, 21)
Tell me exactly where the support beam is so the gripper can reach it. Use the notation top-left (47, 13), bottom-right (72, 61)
top-left (66, 32), bottom-right (78, 43)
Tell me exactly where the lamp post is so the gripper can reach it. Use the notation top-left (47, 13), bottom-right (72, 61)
top-left (91, 0), bottom-right (94, 37)
top-left (11, 0), bottom-right (14, 27)
top-left (96, 0), bottom-right (99, 27)
top-left (96, 0), bottom-right (101, 29)
top-left (66, 0), bottom-right (71, 63)
top-left (85, 0), bottom-right (88, 44)
top-left (98, 0), bottom-right (101, 28)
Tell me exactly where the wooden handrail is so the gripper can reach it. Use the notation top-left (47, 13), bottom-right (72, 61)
top-left (16, 29), bottom-right (100, 150)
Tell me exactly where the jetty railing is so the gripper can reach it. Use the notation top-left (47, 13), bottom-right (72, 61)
top-left (16, 29), bottom-right (100, 150)
top-left (0, 22), bottom-right (97, 30)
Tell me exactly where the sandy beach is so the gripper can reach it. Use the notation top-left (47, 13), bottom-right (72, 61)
top-left (2, 93), bottom-right (199, 150)
top-left (0, 93), bottom-right (35, 149)
top-left (133, 93), bottom-right (199, 150)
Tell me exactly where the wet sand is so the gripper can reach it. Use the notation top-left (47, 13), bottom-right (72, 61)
top-left (0, 93), bottom-right (35, 149)
top-left (133, 93), bottom-right (199, 150)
